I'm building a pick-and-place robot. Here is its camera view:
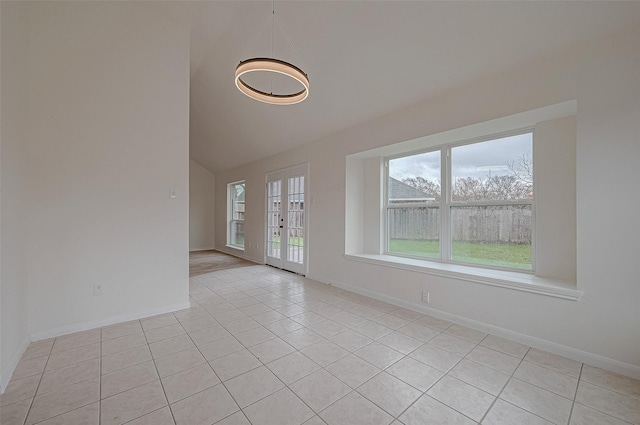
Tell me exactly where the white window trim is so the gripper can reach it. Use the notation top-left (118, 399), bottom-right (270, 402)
top-left (345, 253), bottom-right (581, 300)
top-left (345, 101), bottom-right (578, 298)
top-left (227, 180), bottom-right (245, 250)
top-left (384, 128), bottom-right (535, 274)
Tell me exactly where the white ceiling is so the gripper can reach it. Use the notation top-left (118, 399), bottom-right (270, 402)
top-left (146, 1), bottom-right (640, 173)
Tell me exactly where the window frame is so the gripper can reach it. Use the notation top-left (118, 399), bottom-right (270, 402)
top-left (384, 128), bottom-right (535, 273)
top-left (227, 180), bottom-right (245, 250)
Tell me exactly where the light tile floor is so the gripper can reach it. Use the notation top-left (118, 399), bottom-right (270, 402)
top-left (1, 265), bottom-right (639, 425)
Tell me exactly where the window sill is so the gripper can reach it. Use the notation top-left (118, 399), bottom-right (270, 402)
top-left (344, 253), bottom-right (581, 301)
top-left (226, 244), bottom-right (245, 252)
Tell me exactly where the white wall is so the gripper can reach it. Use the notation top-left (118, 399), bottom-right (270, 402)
top-left (190, 159), bottom-right (216, 251)
top-left (534, 116), bottom-right (576, 282)
top-left (215, 27), bottom-right (640, 375)
top-left (23, 2), bottom-right (190, 338)
top-left (0, 1), bottom-right (31, 390)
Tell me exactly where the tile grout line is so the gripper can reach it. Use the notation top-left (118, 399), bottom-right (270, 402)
top-left (197, 276), bottom-right (327, 424)
top-left (478, 345), bottom-right (573, 425)
top-left (25, 335), bottom-right (101, 425)
top-left (206, 269), bottom-right (533, 424)
top-left (201, 270), bottom-right (403, 424)
top-left (21, 340), bottom-right (55, 425)
top-left (100, 319), bottom-right (172, 425)
top-left (325, 316), bottom-right (458, 421)
top-left (476, 344), bottom-right (531, 424)
top-left (385, 330), bottom-right (532, 424)
top-left (184, 295), bottom-right (255, 425)
top-left (500, 356), bottom-right (584, 404)
top-left (137, 316), bottom-right (174, 425)
top-left (445, 332), bottom-right (589, 423)
top-left (148, 291), bottom-right (420, 420)
top-left (274, 275), bottom-right (453, 423)
top-left (331, 326), bottom-right (448, 422)
top-left (568, 365), bottom-right (639, 423)
top-left (566, 363), bottom-right (584, 425)
top-left (192, 268), bottom-right (266, 423)
top-left (389, 327), bottom-right (478, 424)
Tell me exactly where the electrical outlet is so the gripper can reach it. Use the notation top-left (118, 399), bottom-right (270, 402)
top-left (94, 284), bottom-right (103, 296)
top-left (422, 290), bottom-right (430, 303)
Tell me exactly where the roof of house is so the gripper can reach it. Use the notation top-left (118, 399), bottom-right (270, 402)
top-left (388, 177), bottom-right (434, 201)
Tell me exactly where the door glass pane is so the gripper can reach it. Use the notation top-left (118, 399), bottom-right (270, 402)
top-left (267, 180), bottom-right (281, 259)
top-left (388, 207), bottom-right (440, 258)
top-left (451, 133), bottom-right (533, 202)
top-left (451, 205), bottom-right (532, 270)
top-left (287, 176), bottom-right (304, 264)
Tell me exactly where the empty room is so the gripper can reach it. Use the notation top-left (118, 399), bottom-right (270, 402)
top-left (1, 1), bottom-right (639, 425)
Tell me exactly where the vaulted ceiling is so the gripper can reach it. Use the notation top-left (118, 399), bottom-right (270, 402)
top-left (146, 1), bottom-right (640, 173)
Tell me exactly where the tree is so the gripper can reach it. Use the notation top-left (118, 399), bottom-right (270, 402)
top-left (402, 153), bottom-right (533, 202)
top-left (506, 153), bottom-right (533, 187)
top-left (452, 176), bottom-right (487, 201)
top-left (401, 176), bottom-right (441, 201)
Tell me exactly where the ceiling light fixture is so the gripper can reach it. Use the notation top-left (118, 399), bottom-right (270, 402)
top-left (235, 1), bottom-right (309, 105)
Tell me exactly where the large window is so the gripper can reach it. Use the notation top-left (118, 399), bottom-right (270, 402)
top-left (228, 181), bottom-right (245, 249)
top-left (386, 131), bottom-right (533, 271)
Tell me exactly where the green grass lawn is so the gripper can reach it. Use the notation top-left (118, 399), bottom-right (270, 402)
top-left (389, 239), bottom-right (531, 270)
top-left (268, 236), bottom-right (304, 249)
top-left (236, 235), bottom-right (303, 249)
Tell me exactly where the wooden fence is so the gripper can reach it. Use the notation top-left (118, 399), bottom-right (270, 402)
top-left (388, 205), bottom-right (532, 244)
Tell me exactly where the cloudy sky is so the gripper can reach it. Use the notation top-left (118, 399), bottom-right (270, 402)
top-left (389, 133), bottom-right (532, 182)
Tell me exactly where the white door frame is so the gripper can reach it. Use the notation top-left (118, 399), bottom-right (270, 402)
top-left (265, 163), bottom-right (309, 275)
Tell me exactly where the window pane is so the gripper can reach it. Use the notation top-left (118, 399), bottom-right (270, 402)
top-left (451, 133), bottom-right (533, 202)
top-left (230, 182), bottom-right (245, 248)
top-left (388, 207), bottom-right (439, 258)
top-left (451, 205), bottom-right (532, 270)
top-left (388, 151), bottom-right (440, 204)
top-left (231, 220), bottom-right (244, 247)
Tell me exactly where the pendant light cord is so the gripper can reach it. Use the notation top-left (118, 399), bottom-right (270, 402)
top-left (275, 18), bottom-right (307, 75)
top-left (242, 15), bottom-right (270, 60)
top-left (242, 0), bottom-right (306, 74)
top-left (271, 0), bottom-right (275, 94)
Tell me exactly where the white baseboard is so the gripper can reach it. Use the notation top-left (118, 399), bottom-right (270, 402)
top-left (189, 247), bottom-right (215, 252)
top-left (30, 301), bottom-right (191, 342)
top-left (308, 272), bottom-right (640, 380)
top-left (2, 301), bottom-right (191, 393)
top-left (0, 336), bottom-right (30, 393)
top-left (215, 247), bottom-right (263, 265)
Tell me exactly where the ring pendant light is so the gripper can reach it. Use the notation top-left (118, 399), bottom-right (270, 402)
top-left (235, 2), bottom-right (309, 105)
top-left (235, 58), bottom-right (309, 105)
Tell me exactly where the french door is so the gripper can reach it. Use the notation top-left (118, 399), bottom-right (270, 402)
top-left (265, 164), bottom-right (308, 275)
